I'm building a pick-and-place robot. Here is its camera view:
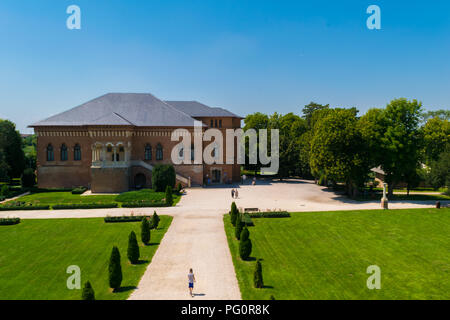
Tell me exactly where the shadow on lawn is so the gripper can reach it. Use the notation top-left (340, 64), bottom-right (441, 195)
top-left (115, 286), bottom-right (137, 293)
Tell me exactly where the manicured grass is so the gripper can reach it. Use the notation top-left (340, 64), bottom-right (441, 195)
top-left (2, 189), bottom-right (181, 208)
top-left (0, 216), bottom-right (172, 300)
top-left (224, 208), bottom-right (450, 300)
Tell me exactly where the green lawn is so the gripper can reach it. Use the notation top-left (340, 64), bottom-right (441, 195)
top-left (3, 189), bottom-right (181, 208)
top-left (225, 208), bottom-right (450, 300)
top-left (0, 216), bottom-right (172, 300)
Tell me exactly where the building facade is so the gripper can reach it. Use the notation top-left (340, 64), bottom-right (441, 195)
top-left (30, 93), bottom-right (242, 193)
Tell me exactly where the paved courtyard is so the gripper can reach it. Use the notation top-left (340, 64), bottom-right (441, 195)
top-left (0, 179), bottom-right (445, 300)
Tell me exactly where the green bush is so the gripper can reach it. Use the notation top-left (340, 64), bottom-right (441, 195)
top-left (151, 211), bottom-right (160, 229)
top-left (235, 213), bottom-right (244, 240)
top-left (165, 186), bottom-right (173, 206)
top-left (104, 216), bottom-right (149, 223)
top-left (0, 218), bottom-right (20, 225)
top-left (72, 187), bottom-right (87, 195)
top-left (242, 213), bottom-right (254, 226)
top-left (1, 185), bottom-right (9, 197)
top-left (152, 165), bottom-right (176, 192)
top-left (121, 202), bottom-right (167, 208)
top-left (52, 203), bottom-right (118, 210)
top-left (0, 205), bottom-right (50, 211)
top-left (141, 217), bottom-right (151, 245)
top-left (248, 211), bottom-right (291, 218)
top-left (176, 183), bottom-right (183, 194)
top-left (230, 202), bottom-right (238, 226)
top-left (21, 168), bottom-right (36, 188)
top-left (127, 231), bottom-right (140, 264)
top-left (239, 227), bottom-right (252, 260)
top-left (81, 281), bottom-right (95, 300)
top-left (108, 246), bottom-right (122, 292)
top-left (254, 259), bottom-right (264, 288)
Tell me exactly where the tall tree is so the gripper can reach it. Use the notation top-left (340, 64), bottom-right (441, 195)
top-left (422, 117), bottom-right (450, 164)
top-left (0, 120), bottom-right (25, 178)
top-left (310, 108), bottom-right (370, 197)
top-left (379, 99), bottom-right (423, 196)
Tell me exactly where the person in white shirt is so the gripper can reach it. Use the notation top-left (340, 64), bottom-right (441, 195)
top-left (188, 268), bottom-right (196, 297)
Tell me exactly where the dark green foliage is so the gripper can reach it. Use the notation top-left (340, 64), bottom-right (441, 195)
top-left (176, 183), bottom-right (183, 194)
top-left (254, 259), bottom-right (264, 288)
top-left (235, 213), bottom-right (244, 240)
top-left (52, 203), bottom-right (118, 210)
top-left (248, 211), bottom-right (291, 218)
top-left (71, 187), bottom-right (87, 194)
top-left (165, 185), bottom-right (173, 206)
top-left (230, 202), bottom-right (238, 226)
top-left (141, 218), bottom-right (151, 245)
top-left (104, 216), bottom-right (150, 223)
top-left (270, 295), bottom-right (276, 300)
top-left (21, 168), bottom-right (35, 188)
top-left (0, 185), bottom-right (8, 197)
top-left (151, 211), bottom-right (160, 229)
top-left (81, 281), bottom-right (95, 300)
top-left (121, 201), bottom-right (167, 208)
top-left (127, 231), bottom-right (140, 264)
top-left (239, 227), bottom-right (252, 260)
top-left (0, 120), bottom-right (25, 178)
top-left (108, 246), bottom-right (122, 291)
top-left (0, 218), bottom-right (20, 225)
top-left (152, 165), bottom-right (176, 192)
top-left (242, 213), bottom-right (254, 226)
top-left (0, 205), bottom-right (50, 211)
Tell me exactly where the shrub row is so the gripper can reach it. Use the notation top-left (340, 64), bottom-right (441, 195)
top-left (121, 202), bottom-right (168, 208)
top-left (0, 205), bottom-right (50, 211)
top-left (72, 187), bottom-right (88, 194)
top-left (242, 213), bottom-right (254, 226)
top-left (104, 216), bottom-right (149, 223)
top-left (0, 217), bottom-right (21, 225)
top-left (248, 211), bottom-right (291, 218)
top-left (52, 203), bottom-right (118, 210)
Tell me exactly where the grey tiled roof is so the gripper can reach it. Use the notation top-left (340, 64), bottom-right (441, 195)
top-left (165, 101), bottom-right (242, 118)
top-left (30, 93), bottom-right (201, 127)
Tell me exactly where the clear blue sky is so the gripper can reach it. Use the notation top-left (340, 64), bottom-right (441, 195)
top-left (1, 0), bottom-right (449, 133)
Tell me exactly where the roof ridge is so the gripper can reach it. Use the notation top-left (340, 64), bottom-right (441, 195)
top-left (113, 112), bottom-right (135, 126)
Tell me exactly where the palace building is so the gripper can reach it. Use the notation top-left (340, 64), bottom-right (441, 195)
top-left (30, 93), bottom-right (243, 193)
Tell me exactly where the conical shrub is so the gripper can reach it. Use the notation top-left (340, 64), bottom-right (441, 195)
top-left (127, 231), bottom-right (140, 264)
top-left (141, 217), bottom-right (151, 245)
top-left (81, 281), bottom-right (95, 300)
top-left (108, 246), bottom-right (122, 291)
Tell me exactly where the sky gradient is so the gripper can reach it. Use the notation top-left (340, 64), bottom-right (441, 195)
top-left (1, 0), bottom-right (449, 133)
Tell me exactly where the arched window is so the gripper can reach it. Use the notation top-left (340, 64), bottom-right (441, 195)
top-left (145, 144), bottom-right (152, 160)
top-left (60, 144), bottom-right (68, 161)
top-left (46, 144), bottom-right (54, 161)
top-left (74, 144), bottom-right (81, 161)
top-left (156, 143), bottom-right (163, 161)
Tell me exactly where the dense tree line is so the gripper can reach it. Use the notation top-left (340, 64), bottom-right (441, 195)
top-left (243, 98), bottom-right (449, 197)
top-left (0, 120), bottom-right (26, 182)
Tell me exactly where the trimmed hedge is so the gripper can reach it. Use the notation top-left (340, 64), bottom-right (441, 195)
top-left (242, 213), bottom-right (254, 226)
top-left (72, 187), bottom-right (88, 195)
top-left (0, 218), bottom-right (21, 225)
top-left (121, 202), bottom-right (168, 208)
top-left (0, 205), bottom-right (50, 211)
top-left (248, 211), bottom-right (291, 218)
top-left (104, 216), bottom-right (149, 223)
top-left (52, 203), bottom-right (118, 210)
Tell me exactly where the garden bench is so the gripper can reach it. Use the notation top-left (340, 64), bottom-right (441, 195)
top-left (244, 208), bottom-right (259, 212)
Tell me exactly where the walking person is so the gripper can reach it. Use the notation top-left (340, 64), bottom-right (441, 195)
top-left (235, 189), bottom-right (239, 199)
top-left (231, 189), bottom-right (235, 199)
top-left (188, 268), bottom-right (196, 297)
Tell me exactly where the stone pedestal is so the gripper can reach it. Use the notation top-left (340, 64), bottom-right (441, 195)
top-left (381, 197), bottom-right (388, 209)
top-left (381, 183), bottom-right (389, 210)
